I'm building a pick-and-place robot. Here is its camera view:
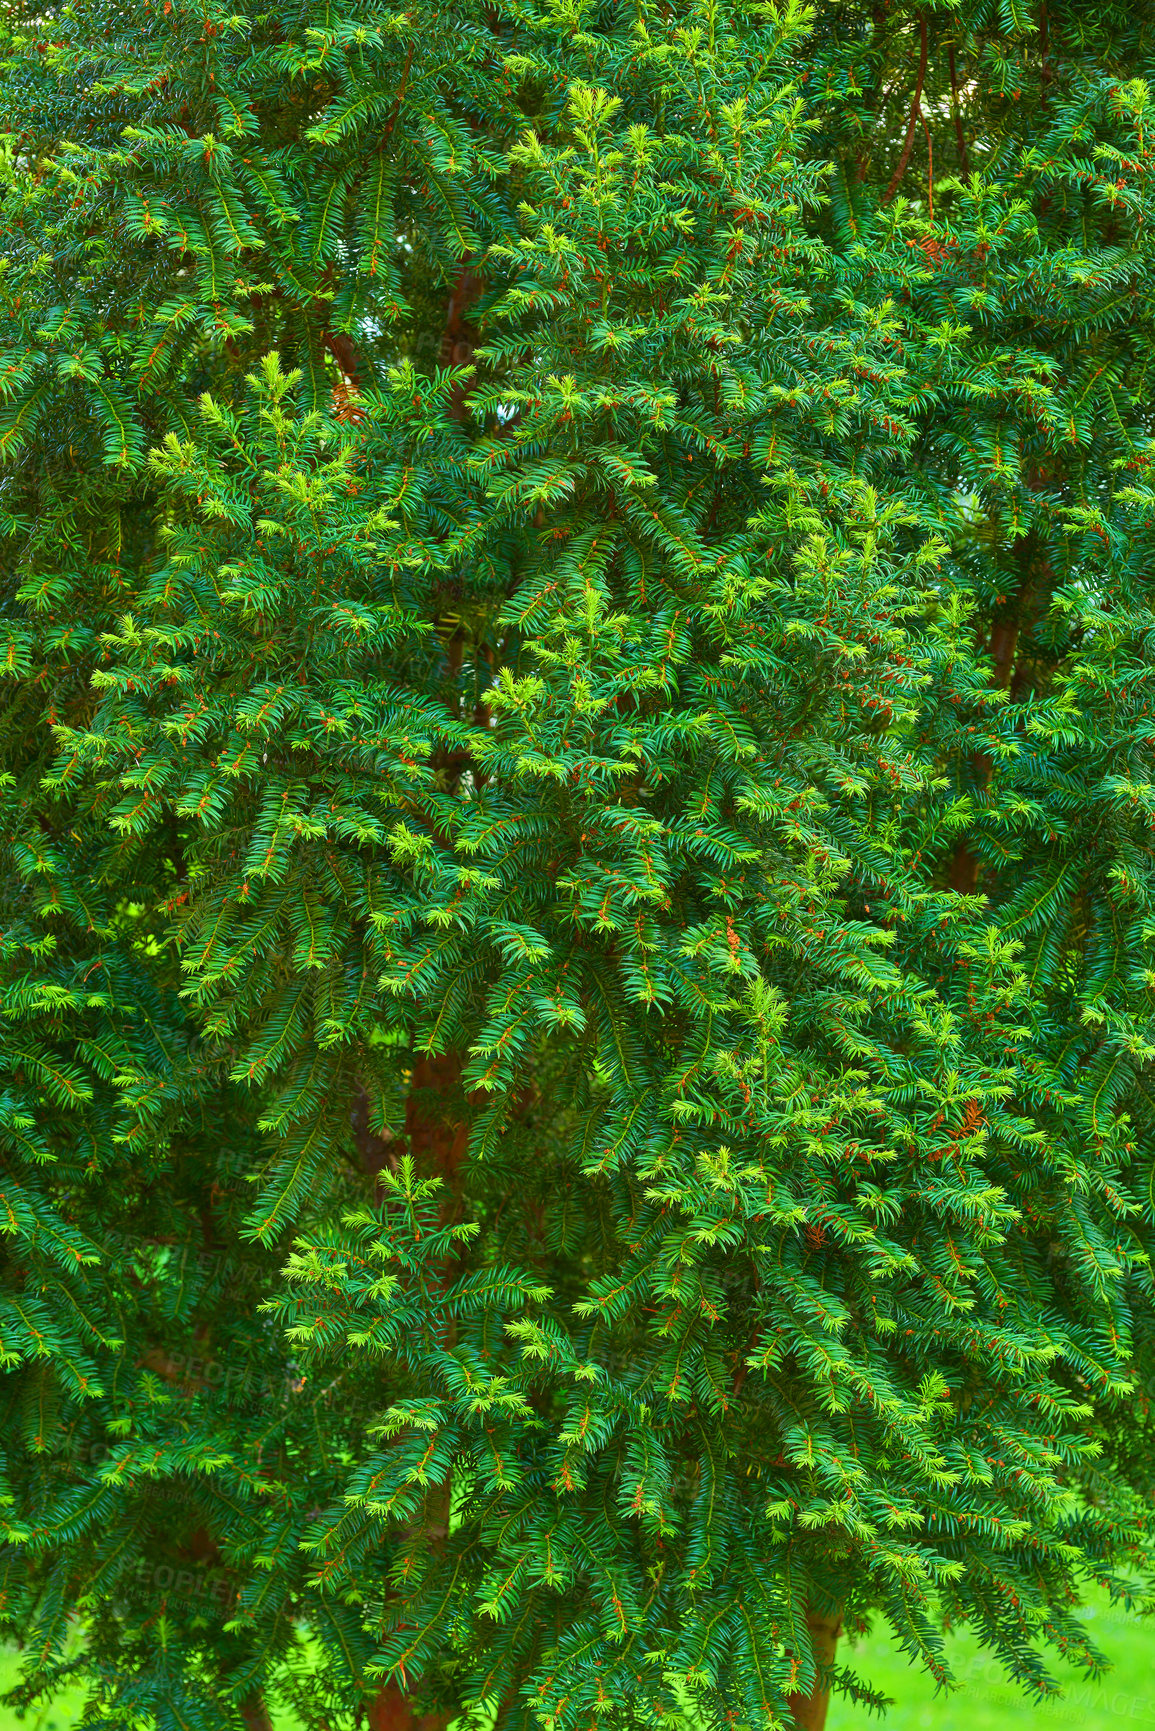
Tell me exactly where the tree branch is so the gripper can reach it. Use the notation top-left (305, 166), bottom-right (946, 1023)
top-left (882, 13), bottom-right (928, 206)
top-left (949, 42), bottom-right (971, 180)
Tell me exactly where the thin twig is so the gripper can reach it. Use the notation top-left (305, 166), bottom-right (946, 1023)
top-left (855, 75), bottom-right (900, 181)
top-left (882, 12), bottom-right (928, 205)
top-left (382, 38), bottom-right (415, 144)
top-left (949, 41), bottom-right (971, 180)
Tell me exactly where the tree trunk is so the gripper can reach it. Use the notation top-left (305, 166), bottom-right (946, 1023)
top-left (440, 262), bottom-right (482, 424)
top-left (363, 1049), bottom-right (469, 1730)
top-left (404, 1050), bottom-right (470, 1193)
top-left (787, 1609), bottom-right (842, 1731)
top-left (949, 529), bottom-right (1043, 894)
top-left (367, 1682), bottom-right (453, 1731)
top-left (361, 252), bottom-right (486, 1731)
top-left (240, 1695), bottom-right (275, 1731)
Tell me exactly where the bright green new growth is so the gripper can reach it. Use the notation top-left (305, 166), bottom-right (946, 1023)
top-left (0, 2), bottom-right (1154, 1729)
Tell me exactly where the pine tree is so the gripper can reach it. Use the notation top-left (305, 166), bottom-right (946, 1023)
top-left (1, 3), bottom-right (1154, 1730)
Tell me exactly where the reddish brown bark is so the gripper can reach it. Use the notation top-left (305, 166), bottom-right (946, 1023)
top-left (787, 1609), bottom-right (842, 1731)
top-left (949, 839), bottom-right (981, 895)
top-left (987, 618), bottom-right (1020, 691)
top-left (949, 539), bottom-right (1042, 893)
top-left (440, 263), bottom-right (483, 423)
top-left (240, 1695), bottom-right (275, 1731)
top-left (323, 328), bottom-right (361, 394)
top-left (366, 1682), bottom-right (451, 1731)
top-left (352, 1082), bottom-right (399, 1195)
top-left (362, 1050), bottom-right (470, 1730)
top-left (359, 251), bottom-right (490, 1731)
top-left (404, 1051), bottom-right (470, 1190)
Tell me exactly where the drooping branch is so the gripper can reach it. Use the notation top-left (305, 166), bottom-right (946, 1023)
top-left (882, 12), bottom-right (928, 206)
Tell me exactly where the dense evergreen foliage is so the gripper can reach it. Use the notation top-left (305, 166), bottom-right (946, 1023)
top-left (1, 2), bottom-right (1154, 1728)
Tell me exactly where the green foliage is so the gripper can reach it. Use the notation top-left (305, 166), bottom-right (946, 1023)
top-left (1, 1), bottom-right (1154, 1729)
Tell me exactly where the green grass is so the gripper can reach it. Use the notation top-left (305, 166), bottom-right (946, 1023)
top-left (0, 1642), bottom-right (302, 1730)
top-left (0, 1644), bottom-right (85, 1731)
top-left (1, 1594), bottom-right (1151, 1730)
top-left (834, 1591), bottom-right (1155, 1731)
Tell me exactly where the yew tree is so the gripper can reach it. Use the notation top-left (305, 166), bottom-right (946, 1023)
top-left (1, 2), bottom-right (1154, 1730)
